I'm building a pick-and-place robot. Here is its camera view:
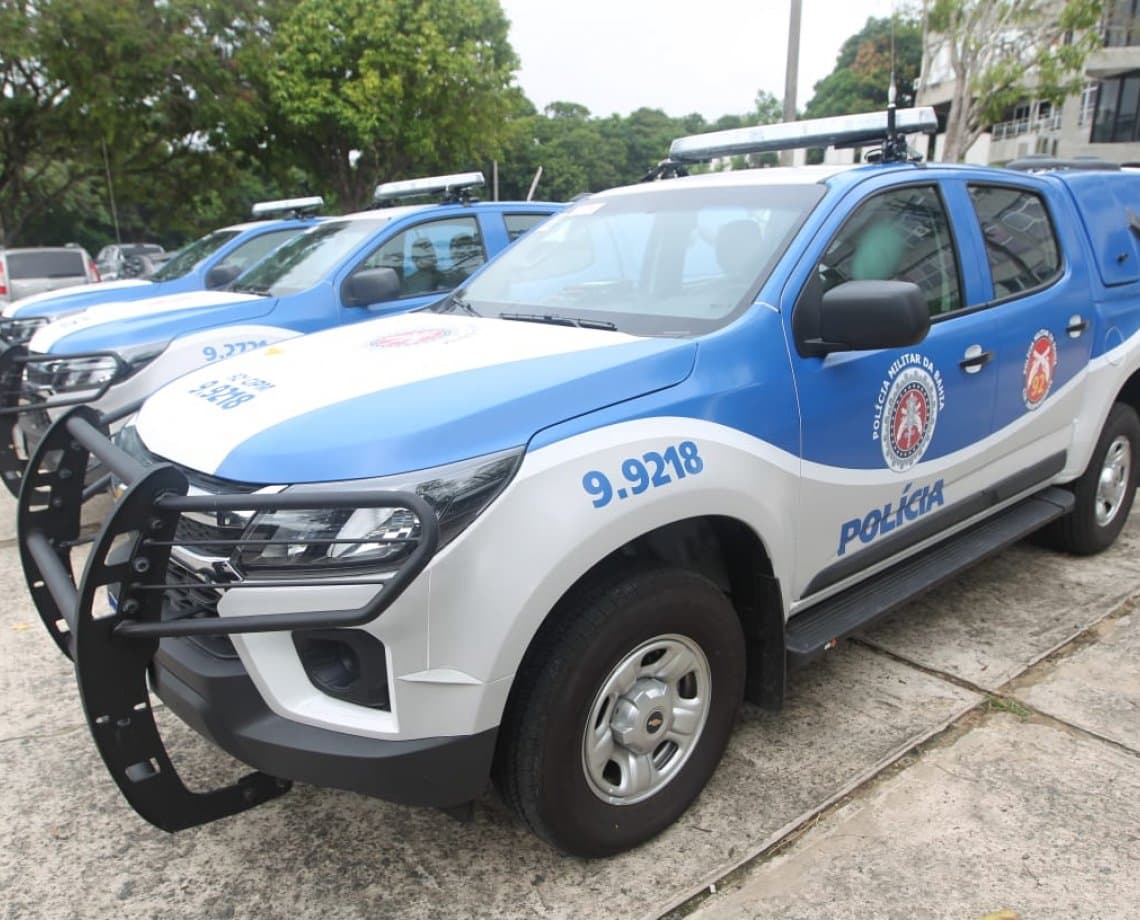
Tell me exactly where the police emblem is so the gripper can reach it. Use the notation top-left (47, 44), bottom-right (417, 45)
top-left (880, 365), bottom-right (939, 472)
top-left (1023, 330), bottom-right (1057, 410)
top-left (369, 324), bottom-right (474, 349)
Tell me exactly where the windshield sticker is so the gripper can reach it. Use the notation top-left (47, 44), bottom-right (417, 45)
top-left (873, 353), bottom-right (945, 472)
top-left (369, 325), bottom-right (473, 348)
top-left (581, 441), bottom-right (704, 508)
top-left (1023, 330), bottom-right (1057, 410)
top-left (837, 479), bottom-right (945, 556)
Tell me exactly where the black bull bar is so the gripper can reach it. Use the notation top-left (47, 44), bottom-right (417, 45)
top-left (18, 406), bottom-right (439, 831)
top-left (0, 342), bottom-right (132, 497)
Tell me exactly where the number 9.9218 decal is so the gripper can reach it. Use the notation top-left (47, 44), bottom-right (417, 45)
top-left (581, 441), bottom-right (704, 508)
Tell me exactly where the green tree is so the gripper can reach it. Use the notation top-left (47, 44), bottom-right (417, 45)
top-left (0, 0), bottom-right (285, 247)
top-left (805, 15), bottom-right (924, 118)
top-left (266, 0), bottom-right (519, 210)
top-left (925, 0), bottom-right (1104, 161)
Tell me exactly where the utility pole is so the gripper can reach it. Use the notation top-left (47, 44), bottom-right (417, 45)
top-left (781, 0), bottom-right (802, 166)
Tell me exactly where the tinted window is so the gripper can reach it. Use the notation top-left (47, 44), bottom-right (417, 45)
top-left (819, 185), bottom-right (962, 317)
top-left (5, 250), bottom-right (87, 279)
top-left (214, 228), bottom-right (300, 275)
top-left (968, 185), bottom-right (1061, 298)
top-left (151, 230), bottom-right (239, 281)
top-left (360, 217), bottom-right (485, 299)
top-left (232, 219), bottom-right (386, 296)
top-left (504, 213), bottom-right (549, 242)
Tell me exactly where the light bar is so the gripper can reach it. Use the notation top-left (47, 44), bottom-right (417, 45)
top-left (373, 171), bottom-right (485, 202)
top-left (250, 196), bottom-right (325, 218)
top-left (669, 107), bottom-right (938, 163)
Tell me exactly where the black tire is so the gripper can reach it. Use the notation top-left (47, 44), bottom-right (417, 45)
top-left (1051, 402), bottom-right (1140, 555)
top-left (493, 566), bottom-right (746, 857)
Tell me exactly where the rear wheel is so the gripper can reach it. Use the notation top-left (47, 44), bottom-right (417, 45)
top-left (494, 567), bottom-right (745, 857)
top-left (1052, 402), bottom-right (1140, 555)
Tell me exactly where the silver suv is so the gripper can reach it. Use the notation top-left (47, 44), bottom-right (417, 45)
top-left (0, 246), bottom-right (100, 305)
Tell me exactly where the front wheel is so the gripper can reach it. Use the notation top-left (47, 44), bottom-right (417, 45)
top-left (494, 567), bottom-right (745, 857)
top-left (1052, 402), bottom-right (1140, 555)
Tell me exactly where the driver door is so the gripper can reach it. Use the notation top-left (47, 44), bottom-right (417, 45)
top-left (787, 181), bottom-right (1000, 601)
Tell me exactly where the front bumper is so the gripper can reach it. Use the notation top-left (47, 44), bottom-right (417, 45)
top-left (19, 407), bottom-right (443, 831)
top-left (154, 636), bottom-right (496, 807)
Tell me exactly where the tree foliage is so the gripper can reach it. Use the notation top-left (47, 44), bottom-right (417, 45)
top-left (805, 15), bottom-right (924, 117)
top-left (926, 0), bottom-right (1104, 161)
top-left (265, 0), bottom-right (518, 210)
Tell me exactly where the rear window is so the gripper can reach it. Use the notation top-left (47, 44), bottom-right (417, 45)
top-left (5, 250), bottom-right (87, 279)
top-left (968, 185), bottom-right (1062, 298)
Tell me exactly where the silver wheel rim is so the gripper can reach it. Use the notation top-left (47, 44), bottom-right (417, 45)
top-left (581, 633), bottom-right (711, 806)
top-left (1096, 435), bottom-right (1131, 528)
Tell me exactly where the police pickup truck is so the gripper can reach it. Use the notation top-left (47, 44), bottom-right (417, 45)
top-left (0, 197), bottom-right (327, 345)
top-left (20, 108), bottom-right (1140, 857)
top-left (0, 174), bottom-right (558, 493)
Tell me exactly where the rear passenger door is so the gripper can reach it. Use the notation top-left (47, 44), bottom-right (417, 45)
top-left (965, 182), bottom-right (1092, 478)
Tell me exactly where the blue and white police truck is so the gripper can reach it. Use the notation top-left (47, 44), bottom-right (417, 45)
top-left (21, 109), bottom-right (1140, 856)
top-left (0, 197), bottom-right (327, 344)
top-left (0, 174), bottom-right (559, 493)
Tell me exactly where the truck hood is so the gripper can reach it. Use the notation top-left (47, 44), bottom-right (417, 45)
top-left (3, 278), bottom-right (152, 317)
top-left (137, 312), bottom-right (697, 483)
top-left (29, 290), bottom-right (274, 354)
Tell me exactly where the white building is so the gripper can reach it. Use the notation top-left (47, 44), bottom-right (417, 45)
top-left (917, 0), bottom-right (1140, 164)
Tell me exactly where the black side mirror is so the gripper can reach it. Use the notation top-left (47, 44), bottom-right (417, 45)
top-left (798, 280), bottom-right (929, 356)
top-left (206, 263), bottom-right (242, 289)
top-left (342, 266), bottom-right (401, 307)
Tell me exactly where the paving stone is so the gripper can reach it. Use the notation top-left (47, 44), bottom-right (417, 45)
top-left (690, 714), bottom-right (1140, 920)
top-left (1015, 610), bottom-right (1140, 753)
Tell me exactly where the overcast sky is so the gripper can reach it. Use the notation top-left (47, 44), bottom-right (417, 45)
top-left (499, 0), bottom-right (905, 121)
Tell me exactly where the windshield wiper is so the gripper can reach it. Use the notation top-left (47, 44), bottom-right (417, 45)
top-left (432, 291), bottom-right (481, 316)
top-left (499, 312), bottom-right (617, 332)
top-left (230, 283), bottom-right (272, 296)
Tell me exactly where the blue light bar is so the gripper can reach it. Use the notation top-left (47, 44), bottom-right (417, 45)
top-left (669, 107), bottom-right (938, 163)
top-left (373, 172), bottom-right (485, 202)
top-left (250, 196), bottom-right (325, 218)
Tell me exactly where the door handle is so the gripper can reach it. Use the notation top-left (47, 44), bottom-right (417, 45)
top-left (959, 345), bottom-right (993, 373)
top-left (1067, 315), bottom-right (1088, 338)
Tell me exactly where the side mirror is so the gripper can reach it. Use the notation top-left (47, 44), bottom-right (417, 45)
top-left (342, 267), bottom-right (401, 307)
top-left (799, 280), bottom-right (929, 356)
top-left (206, 263), bottom-right (242, 289)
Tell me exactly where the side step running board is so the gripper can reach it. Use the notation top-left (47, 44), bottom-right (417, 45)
top-left (786, 486), bottom-right (1075, 665)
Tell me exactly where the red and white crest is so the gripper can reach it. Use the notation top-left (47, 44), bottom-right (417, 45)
top-left (880, 365), bottom-right (940, 472)
top-left (370, 327), bottom-right (454, 348)
top-left (1022, 330), bottom-right (1057, 410)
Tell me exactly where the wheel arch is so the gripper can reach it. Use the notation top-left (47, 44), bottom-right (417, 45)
top-left (498, 514), bottom-right (787, 737)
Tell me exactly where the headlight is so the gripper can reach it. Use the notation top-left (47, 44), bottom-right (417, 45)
top-left (33, 340), bottom-right (169, 393)
top-left (0, 316), bottom-right (48, 344)
top-left (234, 447), bottom-right (523, 574)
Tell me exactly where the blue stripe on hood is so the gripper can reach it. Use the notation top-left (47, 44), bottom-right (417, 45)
top-left (50, 298), bottom-right (277, 353)
top-left (213, 338), bottom-right (697, 483)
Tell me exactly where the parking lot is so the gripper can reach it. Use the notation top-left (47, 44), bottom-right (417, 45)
top-left (2, 497), bottom-right (1138, 920)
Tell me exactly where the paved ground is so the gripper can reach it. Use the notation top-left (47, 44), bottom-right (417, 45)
top-left (1, 500), bottom-right (1137, 919)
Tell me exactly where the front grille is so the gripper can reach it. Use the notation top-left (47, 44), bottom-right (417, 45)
top-left (162, 558), bottom-right (237, 659)
top-left (174, 514), bottom-right (247, 556)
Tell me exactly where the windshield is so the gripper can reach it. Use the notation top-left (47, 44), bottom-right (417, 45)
top-left (151, 230), bottom-right (240, 281)
top-left (450, 183), bottom-right (824, 336)
top-left (231, 219), bottom-right (387, 296)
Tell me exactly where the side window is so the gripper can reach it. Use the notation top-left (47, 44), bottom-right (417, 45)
top-left (360, 216), bottom-right (485, 299)
top-left (504, 213), bottom-right (548, 242)
top-left (819, 185), bottom-right (962, 317)
top-left (968, 185), bottom-right (1061, 299)
top-left (215, 229), bottom-right (301, 274)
